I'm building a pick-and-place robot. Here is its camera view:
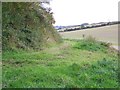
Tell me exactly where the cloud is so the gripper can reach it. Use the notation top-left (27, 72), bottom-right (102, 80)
top-left (50, 0), bottom-right (119, 26)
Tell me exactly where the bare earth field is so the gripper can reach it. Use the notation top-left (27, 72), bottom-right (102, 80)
top-left (60, 24), bottom-right (119, 50)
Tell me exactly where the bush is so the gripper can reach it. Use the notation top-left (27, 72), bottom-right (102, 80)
top-left (2, 2), bottom-right (62, 51)
top-left (73, 36), bottom-right (109, 52)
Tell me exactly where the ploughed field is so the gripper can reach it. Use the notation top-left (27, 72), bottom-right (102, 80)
top-left (60, 24), bottom-right (119, 46)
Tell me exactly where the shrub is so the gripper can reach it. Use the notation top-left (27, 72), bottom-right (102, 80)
top-left (73, 36), bottom-right (109, 52)
top-left (2, 2), bottom-right (62, 51)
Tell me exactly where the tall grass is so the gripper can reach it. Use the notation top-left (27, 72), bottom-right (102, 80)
top-left (73, 36), bottom-right (111, 52)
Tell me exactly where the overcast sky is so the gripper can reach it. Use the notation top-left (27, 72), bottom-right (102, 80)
top-left (50, 0), bottom-right (119, 26)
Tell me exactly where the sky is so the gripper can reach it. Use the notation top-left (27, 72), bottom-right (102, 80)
top-left (50, 0), bottom-right (119, 26)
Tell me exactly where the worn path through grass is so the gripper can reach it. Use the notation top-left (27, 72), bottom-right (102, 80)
top-left (2, 39), bottom-right (119, 88)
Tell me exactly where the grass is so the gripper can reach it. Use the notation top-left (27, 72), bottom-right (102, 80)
top-left (2, 39), bottom-right (119, 88)
top-left (73, 36), bottom-right (111, 52)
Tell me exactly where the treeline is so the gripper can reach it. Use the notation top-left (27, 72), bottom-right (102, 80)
top-left (2, 2), bottom-right (62, 51)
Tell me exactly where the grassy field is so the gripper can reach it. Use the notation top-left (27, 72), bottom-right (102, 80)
top-left (2, 38), bottom-right (119, 88)
top-left (60, 24), bottom-right (119, 46)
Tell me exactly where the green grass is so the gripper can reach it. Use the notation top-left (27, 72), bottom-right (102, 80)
top-left (73, 36), bottom-right (109, 51)
top-left (2, 39), bottom-right (119, 88)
